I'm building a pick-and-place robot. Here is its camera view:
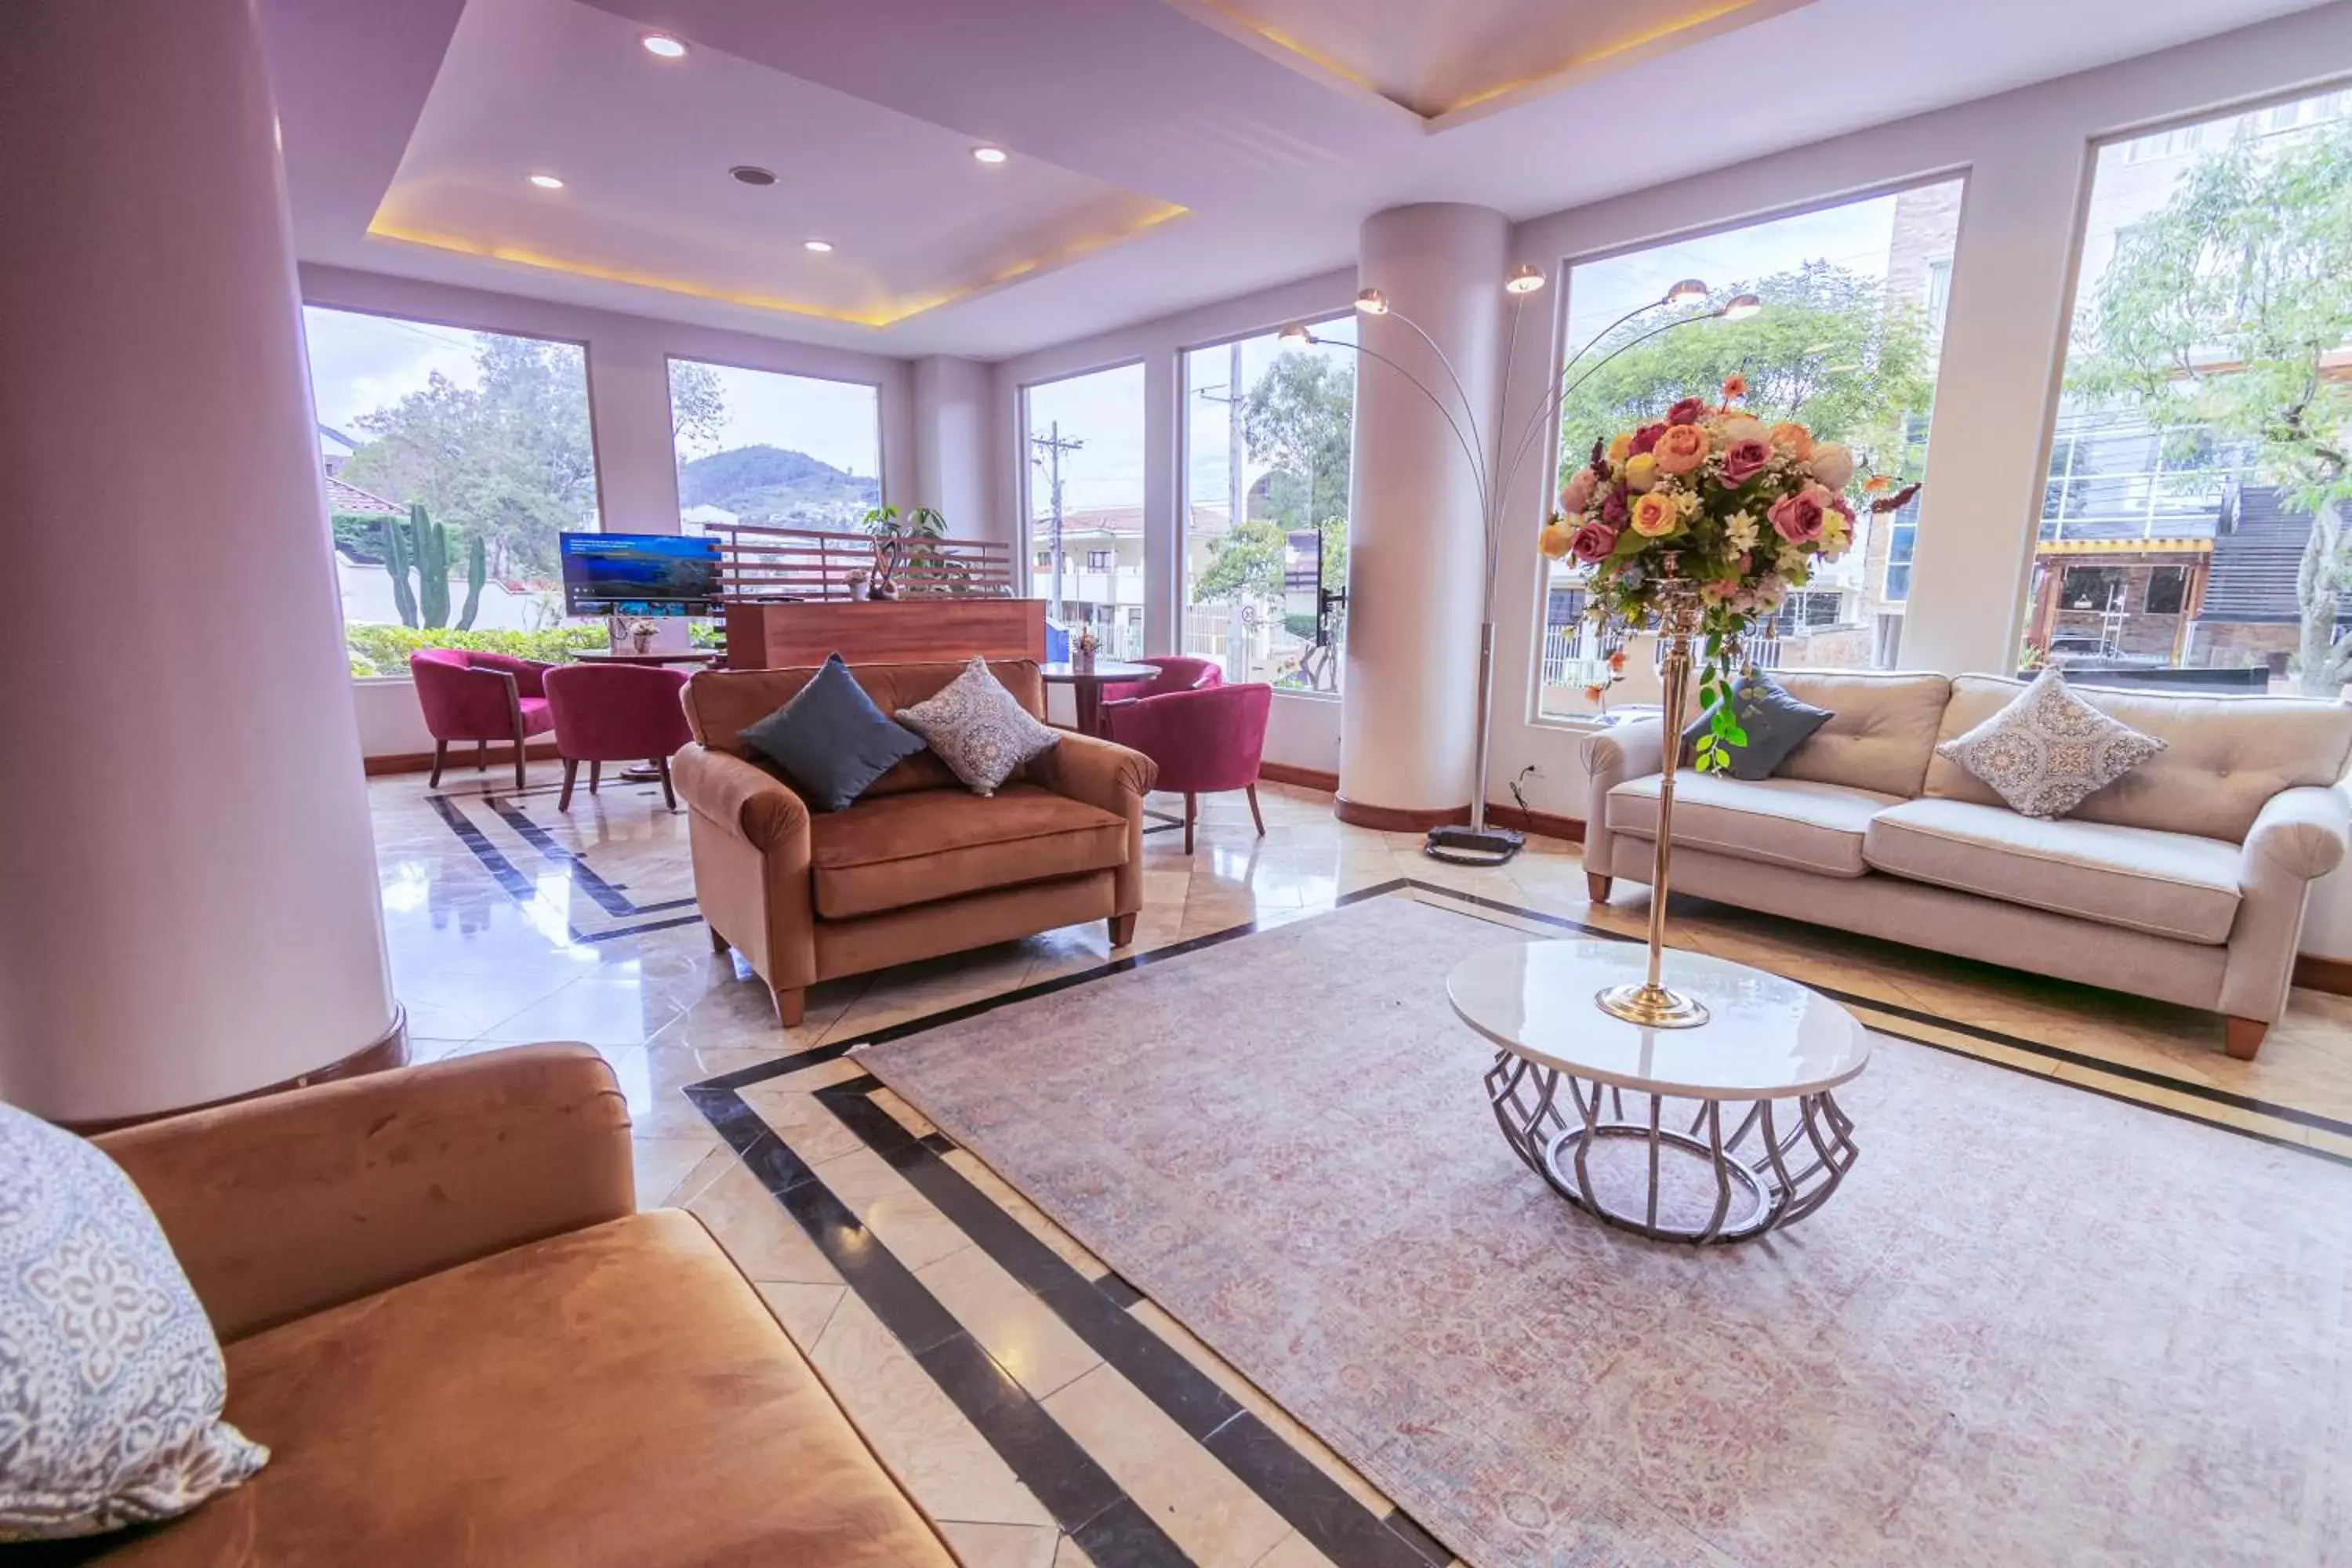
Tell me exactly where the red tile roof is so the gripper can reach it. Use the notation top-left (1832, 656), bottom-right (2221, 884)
top-left (327, 475), bottom-right (401, 515)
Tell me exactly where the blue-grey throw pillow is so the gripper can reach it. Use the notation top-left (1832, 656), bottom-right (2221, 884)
top-left (1682, 670), bottom-right (1833, 782)
top-left (738, 654), bottom-right (927, 812)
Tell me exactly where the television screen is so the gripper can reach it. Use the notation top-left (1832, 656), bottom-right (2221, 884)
top-left (561, 532), bottom-right (724, 618)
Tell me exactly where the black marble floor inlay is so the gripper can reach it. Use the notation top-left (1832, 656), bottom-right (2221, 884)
top-left (426, 787), bottom-right (702, 943)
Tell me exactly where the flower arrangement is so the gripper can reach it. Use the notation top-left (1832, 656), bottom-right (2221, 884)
top-left (1583, 646), bottom-right (1630, 712)
top-left (1539, 375), bottom-right (1915, 771)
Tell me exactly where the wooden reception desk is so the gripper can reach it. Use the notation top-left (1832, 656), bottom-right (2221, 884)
top-left (724, 599), bottom-right (1047, 670)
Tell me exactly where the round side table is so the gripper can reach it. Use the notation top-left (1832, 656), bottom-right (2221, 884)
top-left (1446, 940), bottom-right (1870, 1243)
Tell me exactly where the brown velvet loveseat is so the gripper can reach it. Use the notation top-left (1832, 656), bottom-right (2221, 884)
top-left (675, 659), bottom-right (1157, 1026)
top-left (74, 1044), bottom-right (957, 1565)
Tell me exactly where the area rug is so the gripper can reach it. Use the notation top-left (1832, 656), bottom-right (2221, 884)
top-left (857, 894), bottom-right (2352, 1568)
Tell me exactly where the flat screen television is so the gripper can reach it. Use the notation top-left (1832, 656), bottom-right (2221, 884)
top-left (561, 532), bottom-right (724, 618)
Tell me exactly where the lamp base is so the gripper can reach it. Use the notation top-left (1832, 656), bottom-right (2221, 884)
top-left (1425, 825), bottom-right (1523, 866)
top-left (1595, 981), bottom-right (1711, 1029)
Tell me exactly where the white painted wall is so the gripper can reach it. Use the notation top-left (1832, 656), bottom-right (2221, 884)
top-left (986, 269), bottom-right (1358, 772)
top-left (912, 355), bottom-right (996, 535)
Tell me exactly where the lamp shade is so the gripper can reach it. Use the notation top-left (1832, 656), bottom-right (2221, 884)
top-left (1664, 278), bottom-right (1710, 307)
top-left (1277, 323), bottom-right (1315, 346)
top-left (1354, 288), bottom-right (1389, 315)
top-left (1504, 263), bottom-right (1546, 296)
top-left (1720, 293), bottom-right (1762, 321)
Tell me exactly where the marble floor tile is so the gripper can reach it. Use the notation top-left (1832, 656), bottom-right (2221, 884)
top-left (939, 1149), bottom-right (1110, 1279)
top-left (810, 1295), bottom-right (1055, 1530)
top-left (916, 1245), bottom-right (1104, 1401)
top-left (1042, 1363), bottom-right (1297, 1568)
top-left (939, 1521), bottom-right (1059, 1568)
top-left (684, 1161), bottom-right (844, 1287)
top-left (630, 1133), bottom-right (720, 1209)
top-left (812, 1142), bottom-right (978, 1273)
top-left (754, 1280), bottom-right (848, 1348)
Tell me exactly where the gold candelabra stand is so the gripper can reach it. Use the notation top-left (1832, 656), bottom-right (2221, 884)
top-left (1595, 557), bottom-right (1711, 1029)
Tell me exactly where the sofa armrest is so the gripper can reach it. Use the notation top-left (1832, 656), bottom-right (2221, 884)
top-left (673, 744), bottom-right (809, 853)
top-left (95, 1044), bottom-right (633, 1344)
top-left (1029, 732), bottom-right (1158, 916)
top-left (2241, 784), bottom-right (2350, 882)
top-left (1577, 717), bottom-right (1666, 878)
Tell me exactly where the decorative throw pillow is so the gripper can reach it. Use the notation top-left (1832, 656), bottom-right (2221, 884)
top-left (0, 1104), bottom-right (268, 1541)
top-left (1681, 670), bottom-right (1833, 782)
top-left (1936, 668), bottom-right (2166, 819)
top-left (738, 653), bottom-right (927, 812)
top-left (895, 656), bottom-right (1060, 797)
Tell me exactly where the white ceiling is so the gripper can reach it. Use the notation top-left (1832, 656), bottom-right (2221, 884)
top-left (265, 0), bottom-right (2340, 361)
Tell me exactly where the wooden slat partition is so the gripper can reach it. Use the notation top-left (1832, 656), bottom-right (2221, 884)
top-left (708, 522), bottom-right (1016, 602)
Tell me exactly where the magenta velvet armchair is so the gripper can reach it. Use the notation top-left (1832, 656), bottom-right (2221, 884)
top-left (1100, 655), bottom-right (1223, 706)
top-left (409, 648), bottom-right (556, 789)
top-left (1102, 681), bottom-right (1272, 854)
top-left (542, 663), bottom-right (695, 811)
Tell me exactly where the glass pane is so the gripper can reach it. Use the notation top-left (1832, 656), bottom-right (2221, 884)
top-left (1181, 318), bottom-right (1356, 693)
top-left (1024, 364), bottom-right (1149, 661)
top-left (668, 359), bottom-right (881, 535)
top-left (2023, 87), bottom-right (2352, 695)
top-left (1538, 178), bottom-right (1962, 720)
top-left (303, 307), bottom-right (600, 673)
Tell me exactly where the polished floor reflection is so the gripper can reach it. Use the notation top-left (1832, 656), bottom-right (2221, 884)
top-left (369, 760), bottom-right (2352, 1566)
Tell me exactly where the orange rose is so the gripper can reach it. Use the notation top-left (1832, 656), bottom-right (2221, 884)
top-left (1720, 373), bottom-right (1747, 401)
top-left (1769, 422), bottom-right (1813, 460)
top-left (1537, 521), bottom-right (1574, 561)
top-left (1652, 423), bottom-right (1710, 475)
top-left (1864, 474), bottom-right (1891, 495)
top-left (1629, 491), bottom-right (1680, 538)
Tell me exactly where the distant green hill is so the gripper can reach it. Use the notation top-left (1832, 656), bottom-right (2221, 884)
top-left (678, 444), bottom-right (877, 525)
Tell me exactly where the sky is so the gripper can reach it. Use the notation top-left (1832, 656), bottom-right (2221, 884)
top-left (1022, 315), bottom-right (1360, 519)
top-left (301, 305), bottom-right (880, 479)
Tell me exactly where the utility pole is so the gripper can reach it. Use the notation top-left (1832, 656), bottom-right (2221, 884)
top-left (1029, 421), bottom-right (1083, 621)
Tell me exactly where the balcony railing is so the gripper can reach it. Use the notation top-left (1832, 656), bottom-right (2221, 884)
top-left (708, 523), bottom-right (1016, 601)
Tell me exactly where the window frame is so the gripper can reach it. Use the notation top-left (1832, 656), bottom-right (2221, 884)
top-left (1523, 168), bottom-right (1971, 732)
top-left (1016, 355), bottom-right (1149, 612)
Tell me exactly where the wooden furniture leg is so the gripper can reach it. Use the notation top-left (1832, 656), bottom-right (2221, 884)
top-left (769, 983), bottom-right (804, 1028)
top-left (656, 756), bottom-right (677, 811)
top-left (1587, 873), bottom-right (1613, 903)
top-left (2224, 1016), bottom-right (2268, 1061)
top-left (707, 924), bottom-right (728, 954)
top-left (1109, 913), bottom-right (1138, 947)
top-left (590, 760), bottom-right (601, 795)
top-left (428, 740), bottom-right (448, 788)
top-left (1075, 684), bottom-right (1102, 737)
top-left (1245, 782), bottom-right (1265, 837)
top-left (511, 713), bottom-right (529, 790)
top-left (475, 739), bottom-right (488, 772)
top-left (558, 760), bottom-right (579, 811)
top-left (1183, 792), bottom-right (1197, 855)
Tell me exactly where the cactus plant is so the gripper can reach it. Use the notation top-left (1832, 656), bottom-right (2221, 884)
top-left (384, 513), bottom-right (419, 628)
top-left (380, 503), bottom-right (483, 630)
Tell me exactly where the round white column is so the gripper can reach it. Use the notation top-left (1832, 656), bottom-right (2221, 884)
top-left (0, 0), bottom-right (401, 1122)
top-left (1338, 204), bottom-right (1511, 822)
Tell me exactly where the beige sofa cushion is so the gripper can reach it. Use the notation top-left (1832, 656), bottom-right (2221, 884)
top-left (1863, 797), bottom-right (2241, 945)
top-left (1606, 771), bottom-right (1902, 879)
top-left (1767, 670), bottom-right (1953, 797)
top-left (1923, 675), bottom-right (2352, 842)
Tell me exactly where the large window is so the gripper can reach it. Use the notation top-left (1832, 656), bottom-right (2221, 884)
top-left (668, 359), bottom-right (881, 534)
top-left (303, 307), bottom-right (601, 670)
top-left (1536, 179), bottom-right (1962, 721)
top-left (1181, 319), bottom-right (1356, 693)
top-left (2019, 86), bottom-right (2352, 696)
top-left (1023, 363), bottom-right (1147, 660)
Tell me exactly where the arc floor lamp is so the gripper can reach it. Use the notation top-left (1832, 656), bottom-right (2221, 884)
top-left (1284, 276), bottom-right (1759, 866)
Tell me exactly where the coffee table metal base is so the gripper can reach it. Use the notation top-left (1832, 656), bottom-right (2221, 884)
top-left (1483, 1051), bottom-right (1857, 1243)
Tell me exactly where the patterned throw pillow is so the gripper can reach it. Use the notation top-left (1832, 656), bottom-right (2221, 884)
top-left (1936, 668), bottom-right (2166, 819)
top-left (0, 1104), bottom-right (267, 1541)
top-left (895, 657), bottom-right (1061, 797)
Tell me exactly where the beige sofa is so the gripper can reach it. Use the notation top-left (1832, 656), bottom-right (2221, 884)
top-left (1581, 672), bottom-right (2352, 1058)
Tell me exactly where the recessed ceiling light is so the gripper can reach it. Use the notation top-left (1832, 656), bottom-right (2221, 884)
top-left (803, 239), bottom-right (833, 253)
top-left (971, 145), bottom-right (1009, 165)
top-left (528, 173), bottom-right (564, 190)
top-left (729, 165), bottom-right (776, 187)
top-left (640, 33), bottom-right (687, 59)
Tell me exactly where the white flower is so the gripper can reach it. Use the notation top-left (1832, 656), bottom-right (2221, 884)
top-left (1725, 510), bottom-right (1760, 551)
top-left (1776, 542), bottom-right (1809, 573)
top-left (1673, 488), bottom-right (1702, 517)
top-left (1807, 442), bottom-right (1856, 489)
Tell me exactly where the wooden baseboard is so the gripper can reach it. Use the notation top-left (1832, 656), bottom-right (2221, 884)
top-left (2293, 953), bottom-right (2352, 997)
top-left (365, 740), bottom-right (564, 777)
top-left (1257, 762), bottom-right (1339, 793)
top-left (1333, 796), bottom-right (1467, 832)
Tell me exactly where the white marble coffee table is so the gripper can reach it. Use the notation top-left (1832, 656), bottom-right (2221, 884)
top-left (1446, 939), bottom-right (1871, 1243)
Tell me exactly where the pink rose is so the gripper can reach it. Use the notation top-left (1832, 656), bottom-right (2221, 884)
top-left (1569, 521), bottom-right (1618, 564)
top-left (1559, 466), bottom-right (1598, 514)
top-left (1716, 437), bottom-right (1771, 486)
top-left (1768, 488), bottom-right (1826, 544)
top-left (1666, 396), bottom-right (1708, 426)
top-left (1628, 422), bottom-right (1667, 456)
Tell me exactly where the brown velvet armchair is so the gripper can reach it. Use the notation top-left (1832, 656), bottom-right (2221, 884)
top-left (676, 659), bottom-right (1158, 1025)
